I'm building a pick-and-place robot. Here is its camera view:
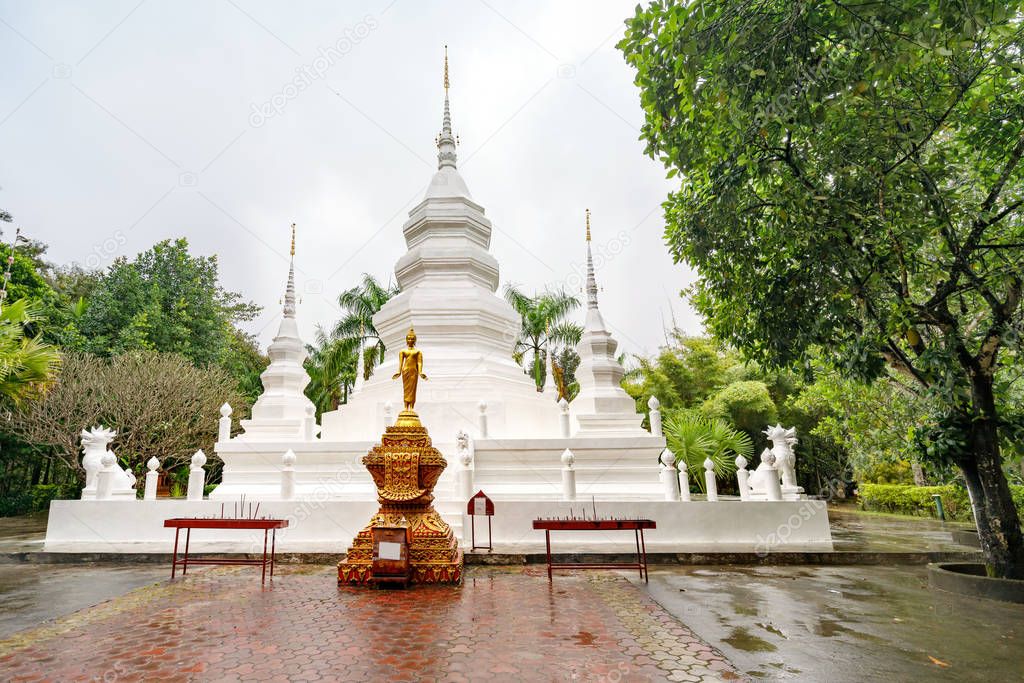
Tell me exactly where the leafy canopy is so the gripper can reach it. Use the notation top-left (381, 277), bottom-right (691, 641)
top-left (79, 238), bottom-right (260, 368)
top-left (619, 1), bottom-right (1024, 412)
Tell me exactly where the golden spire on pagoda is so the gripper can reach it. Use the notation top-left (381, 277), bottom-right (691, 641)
top-left (290, 223), bottom-right (296, 256)
top-left (585, 208), bottom-right (591, 242)
top-left (443, 44), bottom-right (450, 92)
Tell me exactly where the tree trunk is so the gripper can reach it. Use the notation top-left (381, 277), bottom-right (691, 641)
top-left (960, 374), bottom-right (1024, 579)
top-left (911, 461), bottom-right (928, 486)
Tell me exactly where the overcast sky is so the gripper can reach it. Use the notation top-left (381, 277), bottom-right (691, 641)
top-left (0, 0), bottom-right (702, 357)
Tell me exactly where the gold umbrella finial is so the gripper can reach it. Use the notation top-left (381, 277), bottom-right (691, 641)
top-left (443, 45), bottom-right (449, 93)
top-left (585, 208), bottom-right (591, 242)
top-left (290, 223), bottom-right (296, 257)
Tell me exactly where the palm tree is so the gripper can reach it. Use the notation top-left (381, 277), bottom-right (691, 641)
top-left (332, 274), bottom-right (398, 381)
top-left (663, 410), bottom-right (752, 493)
top-left (503, 284), bottom-right (582, 392)
top-left (304, 326), bottom-right (358, 417)
top-left (0, 298), bottom-right (61, 405)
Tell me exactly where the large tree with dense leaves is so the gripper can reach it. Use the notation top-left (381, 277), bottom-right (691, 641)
top-left (8, 351), bottom-right (242, 482)
top-left (621, 1), bottom-right (1024, 576)
top-left (79, 238), bottom-right (260, 367)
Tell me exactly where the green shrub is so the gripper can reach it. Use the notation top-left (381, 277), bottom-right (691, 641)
top-left (0, 483), bottom-right (82, 517)
top-left (0, 491), bottom-right (34, 517)
top-left (858, 483), bottom-right (1024, 523)
top-left (29, 483), bottom-right (80, 510)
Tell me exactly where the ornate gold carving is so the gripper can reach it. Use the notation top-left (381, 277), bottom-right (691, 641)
top-left (338, 409), bottom-right (463, 585)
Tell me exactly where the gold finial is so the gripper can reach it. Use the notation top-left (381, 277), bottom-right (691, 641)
top-left (290, 223), bottom-right (296, 256)
top-left (443, 45), bottom-right (449, 92)
top-left (585, 208), bottom-right (591, 242)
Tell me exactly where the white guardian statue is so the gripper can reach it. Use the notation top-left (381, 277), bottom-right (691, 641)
top-left (79, 426), bottom-right (136, 499)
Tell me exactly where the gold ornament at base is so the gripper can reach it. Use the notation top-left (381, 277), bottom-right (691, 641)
top-left (338, 330), bottom-right (462, 585)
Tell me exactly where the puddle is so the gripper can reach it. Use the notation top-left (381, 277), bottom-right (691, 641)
top-left (723, 626), bottom-right (778, 652)
top-left (756, 621), bottom-right (786, 638)
top-left (814, 618), bottom-right (855, 637)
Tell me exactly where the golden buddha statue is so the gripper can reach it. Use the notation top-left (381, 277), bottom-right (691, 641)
top-left (392, 327), bottom-right (427, 410)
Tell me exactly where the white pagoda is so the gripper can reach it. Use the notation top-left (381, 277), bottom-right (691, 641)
top-left (42, 51), bottom-right (832, 554)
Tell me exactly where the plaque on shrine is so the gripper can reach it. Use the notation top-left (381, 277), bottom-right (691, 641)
top-left (370, 525), bottom-right (411, 587)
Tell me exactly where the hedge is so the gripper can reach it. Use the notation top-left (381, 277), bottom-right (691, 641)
top-left (858, 483), bottom-right (1024, 523)
top-left (0, 483), bottom-right (80, 518)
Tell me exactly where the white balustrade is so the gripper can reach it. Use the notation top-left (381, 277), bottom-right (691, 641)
top-left (648, 396), bottom-right (662, 437)
top-left (218, 403), bottom-right (233, 442)
top-left (558, 398), bottom-right (571, 438)
top-left (704, 457), bottom-right (718, 502)
top-left (660, 448), bottom-right (680, 501)
top-left (735, 455), bottom-right (750, 501)
top-left (561, 448), bottom-right (576, 501)
top-left (186, 450), bottom-right (207, 501)
top-left (761, 448), bottom-right (783, 501)
top-left (96, 453), bottom-right (115, 501)
top-left (280, 449), bottom-right (296, 500)
top-left (678, 460), bottom-right (691, 502)
top-left (144, 457), bottom-right (160, 500)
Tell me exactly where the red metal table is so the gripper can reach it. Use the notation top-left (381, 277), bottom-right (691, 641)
top-left (163, 518), bottom-right (289, 584)
top-left (532, 519), bottom-right (655, 582)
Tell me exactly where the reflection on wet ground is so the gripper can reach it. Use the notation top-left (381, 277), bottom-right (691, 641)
top-left (0, 512), bottom-right (47, 553)
top-left (0, 564), bottom-right (167, 639)
top-left (827, 504), bottom-right (977, 553)
top-left (642, 565), bottom-right (1024, 682)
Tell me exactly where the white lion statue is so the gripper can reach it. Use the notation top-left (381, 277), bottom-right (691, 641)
top-left (80, 426), bottom-right (137, 499)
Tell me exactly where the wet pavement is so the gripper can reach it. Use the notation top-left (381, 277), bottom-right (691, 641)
top-left (827, 505), bottom-right (976, 553)
top-left (0, 564), bottom-right (167, 639)
top-left (643, 565), bottom-right (1024, 681)
top-left (0, 565), bottom-right (739, 682)
top-left (0, 512), bottom-right (47, 553)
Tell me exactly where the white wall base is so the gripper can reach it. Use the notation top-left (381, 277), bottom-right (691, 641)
top-left (43, 497), bottom-right (832, 554)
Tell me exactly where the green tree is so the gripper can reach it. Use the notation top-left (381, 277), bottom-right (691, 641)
top-left (305, 327), bottom-right (359, 418)
top-left (8, 351), bottom-right (241, 484)
top-left (624, 333), bottom-right (742, 411)
top-left (701, 380), bottom-right (779, 436)
top-left (663, 411), bottom-right (753, 492)
top-left (621, 0), bottom-right (1024, 576)
top-left (79, 238), bottom-right (259, 366)
top-left (0, 299), bottom-right (61, 405)
top-left (503, 284), bottom-right (583, 391)
top-left (331, 274), bottom-right (399, 380)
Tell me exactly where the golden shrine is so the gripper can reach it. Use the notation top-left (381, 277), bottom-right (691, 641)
top-left (337, 329), bottom-right (463, 585)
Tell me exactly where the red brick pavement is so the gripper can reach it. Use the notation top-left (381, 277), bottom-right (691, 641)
top-left (0, 565), bottom-right (741, 682)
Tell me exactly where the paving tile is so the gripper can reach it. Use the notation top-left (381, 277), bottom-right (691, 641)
top-left (0, 565), bottom-right (743, 681)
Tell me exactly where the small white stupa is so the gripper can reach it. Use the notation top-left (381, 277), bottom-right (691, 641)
top-left (572, 209), bottom-right (647, 436)
top-left (237, 224), bottom-right (317, 441)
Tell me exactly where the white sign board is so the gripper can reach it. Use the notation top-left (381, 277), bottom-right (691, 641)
top-left (377, 541), bottom-right (402, 561)
top-left (473, 497), bottom-right (487, 516)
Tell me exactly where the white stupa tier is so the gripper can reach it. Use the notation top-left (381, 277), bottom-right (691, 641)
top-left (319, 83), bottom-right (559, 442)
top-left (236, 224), bottom-right (317, 442)
top-left (572, 210), bottom-right (649, 436)
top-left (43, 51), bottom-right (831, 554)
